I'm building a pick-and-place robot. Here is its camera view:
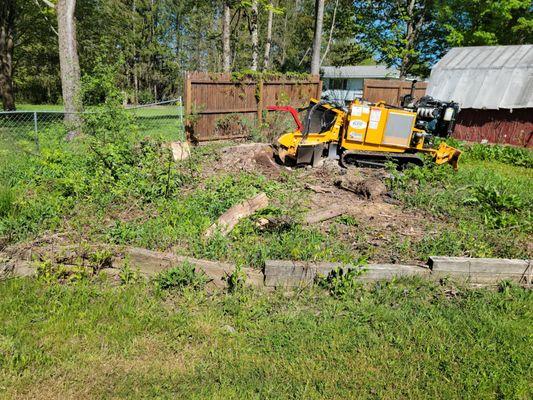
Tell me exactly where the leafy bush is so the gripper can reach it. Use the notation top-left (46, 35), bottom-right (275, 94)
top-left (464, 184), bottom-right (527, 228)
top-left (464, 143), bottom-right (532, 168)
top-left (154, 262), bottom-right (208, 291)
top-left (118, 262), bottom-right (142, 285)
top-left (36, 260), bottom-right (89, 283)
top-left (316, 263), bottom-right (365, 298)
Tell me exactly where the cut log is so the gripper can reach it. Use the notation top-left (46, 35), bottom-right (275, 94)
top-left (304, 207), bottom-right (345, 224)
top-left (205, 193), bottom-right (269, 237)
top-left (116, 247), bottom-right (236, 288)
top-left (264, 260), bottom-right (428, 287)
top-left (428, 256), bottom-right (532, 286)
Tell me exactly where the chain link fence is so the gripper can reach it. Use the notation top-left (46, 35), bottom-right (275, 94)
top-left (0, 98), bottom-right (184, 152)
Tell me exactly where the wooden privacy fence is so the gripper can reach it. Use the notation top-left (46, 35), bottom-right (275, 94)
top-left (184, 72), bottom-right (322, 142)
top-left (363, 79), bottom-right (428, 106)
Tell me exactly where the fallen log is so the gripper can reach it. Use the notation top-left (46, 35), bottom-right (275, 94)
top-left (264, 260), bottom-right (429, 287)
top-left (205, 192), bottom-right (269, 237)
top-left (428, 256), bottom-right (532, 286)
top-left (304, 207), bottom-right (345, 224)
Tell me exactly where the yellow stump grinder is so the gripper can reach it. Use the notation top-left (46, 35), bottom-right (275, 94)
top-left (269, 92), bottom-right (462, 170)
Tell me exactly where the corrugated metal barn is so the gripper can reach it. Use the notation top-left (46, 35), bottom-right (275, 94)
top-left (427, 45), bottom-right (533, 147)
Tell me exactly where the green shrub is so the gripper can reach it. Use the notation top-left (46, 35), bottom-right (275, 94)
top-left (316, 262), bottom-right (366, 298)
top-left (464, 184), bottom-right (527, 229)
top-left (464, 143), bottom-right (532, 168)
top-left (36, 260), bottom-right (89, 283)
top-left (154, 262), bottom-right (208, 291)
top-left (119, 262), bottom-right (142, 285)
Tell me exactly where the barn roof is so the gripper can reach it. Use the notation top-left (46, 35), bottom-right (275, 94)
top-left (321, 65), bottom-right (399, 79)
top-left (427, 45), bottom-right (533, 109)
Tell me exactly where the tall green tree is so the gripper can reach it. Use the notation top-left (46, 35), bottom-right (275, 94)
top-left (353, 0), bottom-right (444, 78)
top-left (439, 0), bottom-right (533, 46)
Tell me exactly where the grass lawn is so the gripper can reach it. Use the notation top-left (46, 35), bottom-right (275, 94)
top-left (4, 104), bottom-right (184, 141)
top-left (15, 104), bottom-right (65, 112)
top-left (0, 277), bottom-right (531, 399)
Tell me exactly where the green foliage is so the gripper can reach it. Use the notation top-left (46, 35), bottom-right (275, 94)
top-left (464, 184), bottom-right (526, 229)
top-left (118, 262), bottom-right (142, 285)
top-left (226, 265), bottom-right (247, 292)
top-left (463, 143), bottom-right (533, 168)
top-left (316, 265), bottom-right (365, 298)
top-left (439, 0), bottom-right (533, 46)
top-left (0, 98), bottom-right (191, 244)
top-left (388, 152), bottom-right (532, 259)
top-left (154, 262), bottom-right (207, 291)
top-left (0, 186), bottom-right (15, 218)
top-left (230, 70), bottom-right (312, 82)
top-left (81, 58), bottom-right (124, 106)
top-left (336, 214), bottom-right (359, 226)
top-left (353, 0), bottom-right (444, 77)
top-left (36, 260), bottom-right (89, 284)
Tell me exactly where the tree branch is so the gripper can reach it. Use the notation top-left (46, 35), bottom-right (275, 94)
top-left (40, 0), bottom-right (56, 8)
top-left (320, 0), bottom-right (339, 66)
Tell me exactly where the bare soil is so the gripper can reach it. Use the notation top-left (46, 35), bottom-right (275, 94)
top-left (204, 142), bottom-right (440, 264)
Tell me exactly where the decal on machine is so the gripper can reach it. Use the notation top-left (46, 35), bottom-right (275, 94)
top-left (349, 132), bottom-right (363, 141)
top-left (368, 108), bottom-right (382, 130)
top-left (349, 119), bottom-right (367, 130)
top-left (351, 105), bottom-right (362, 116)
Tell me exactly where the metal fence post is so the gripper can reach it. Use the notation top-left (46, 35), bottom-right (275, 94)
top-left (33, 111), bottom-right (39, 151)
top-left (178, 96), bottom-right (184, 141)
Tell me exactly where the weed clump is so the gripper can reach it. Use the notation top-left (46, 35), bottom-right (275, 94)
top-left (316, 261), bottom-right (366, 298)
top-left (154, 262), bottom-right (208, 291)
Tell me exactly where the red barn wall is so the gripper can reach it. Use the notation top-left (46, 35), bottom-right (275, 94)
top-left (453, 109), bottom-right (533, 148)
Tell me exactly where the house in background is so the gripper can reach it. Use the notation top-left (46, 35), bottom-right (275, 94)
top-left (321, 65), bottom-right (400, 102)
top-left (427, 44), bottom-right (533, 147)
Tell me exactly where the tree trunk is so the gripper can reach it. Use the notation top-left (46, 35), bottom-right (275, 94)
top-left (320, 0), bottom-right (339, 66)
top-left (56, 0), bottom-right (82, 129)
top-left (400, 0), bottom-right (423, 79)
top-left (222, 1), bottom-right (231, 72)
top-left (250, 0), bottom-right (259, 71)
top-left (310, 0), bottom-right (324, 75)
top-left (262, 1), bottom-right (273, 70)
top-left (0, 2), bottom-right (16, 111)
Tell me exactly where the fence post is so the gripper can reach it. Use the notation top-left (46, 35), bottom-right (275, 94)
top-left (178, 96), bottom-right (184, 141)
top-left (33, 111), bottom-right (39, 151)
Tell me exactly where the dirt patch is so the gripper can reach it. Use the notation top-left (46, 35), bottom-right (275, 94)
top-left (204, 143), bottom-right (433, 255)
top-left (214, 143), bottom-right (283, 177)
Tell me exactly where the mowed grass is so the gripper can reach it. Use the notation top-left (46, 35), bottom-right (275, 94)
top-left (5, 104), bottom-right (184, 140)
top-left (0, 277), bottom-right (531, 399)
top-left (15, 104), bottom-right (65, 112)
